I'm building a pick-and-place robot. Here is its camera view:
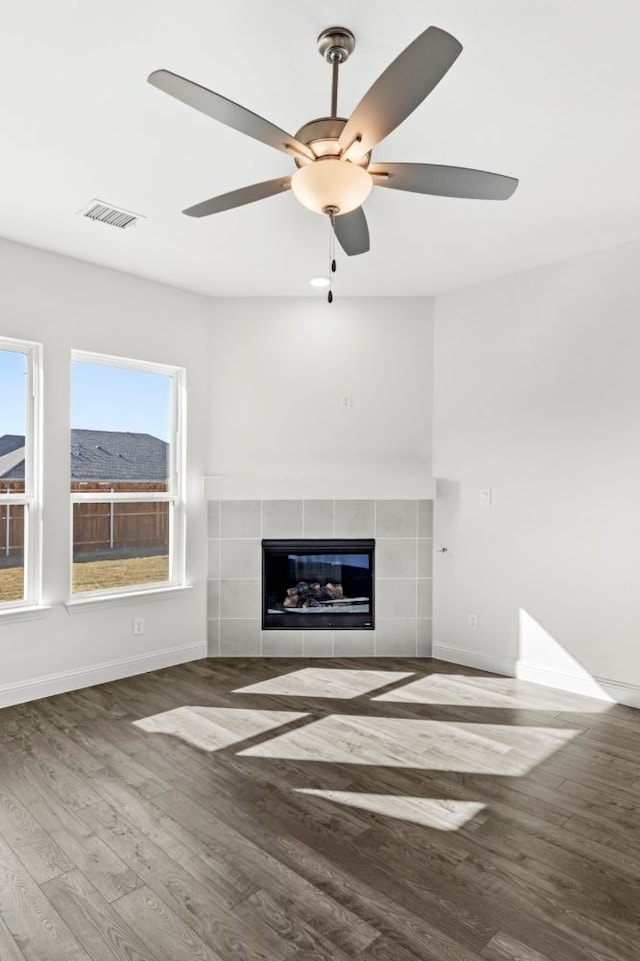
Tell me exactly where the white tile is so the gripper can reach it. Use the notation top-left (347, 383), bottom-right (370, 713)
top-left (207, 500), bottom-right (220, 538)
top-left (207, 539), bottom-right (219, 580)
top-left (375, 619), bottom-right (417, 656)
top-left (375, 500), bottom-right (417, 538)
top-left (220, 619), bottom-right (260, 656)
top-left (262, 631), bottom-right (304, 656)
top-left (220, 501), bottom-right (261, 538)
top-left (220, 539), bottom-right (260, 578)
top-left (303, 631), bottom-right (333, 657)
top-left (417, 539), bottom-right (433, 578)
top-left (207, 619), bottom-right (220, 656)
top-left (376, 539), bottom-right (417, 577)
top-left (417, 579), bottom-right (433, 618)
top-left (220, 579), bottom-right (260, 619)
top-left (333, 630), bottom-right (375, 657)
top-left (334, 500), bottom-right (375, 537)
top-left (207, 580), bottom-right (219, 618)
top-left (262, 500), bottom-right (303, 538)
top-left (303, 501), bottom-right (334, 537)
top-left (376, 578), bottom-right (417, 618)
top-left (418, 500), bottom-right (433, 538)
top-left (417, 619), bottom-right (432, 657)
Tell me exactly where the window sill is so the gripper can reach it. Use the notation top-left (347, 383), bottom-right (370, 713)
top-left (0, 604), bottom-right (51, 623)
top-left (65, 584), bottom-right (193, 614)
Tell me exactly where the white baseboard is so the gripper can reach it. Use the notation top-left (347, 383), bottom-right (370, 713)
top-left (516, 659), bottom-right (640, 709)
top-left (433, 642), bottom-right (640, 709)
top-left (0, 641), bottom-right (206, 709)
top-left (432, 643), bottom-right (516, 678)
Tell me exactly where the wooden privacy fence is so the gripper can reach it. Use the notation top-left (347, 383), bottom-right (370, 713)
top-left (1, 483), bottom-right (169, 559)
top-left (73, 482), bottom-right (169, 555)
top-left (0, 503), bottom-right (24, 557)
top-left (73, 500), bottom-right (169, 554)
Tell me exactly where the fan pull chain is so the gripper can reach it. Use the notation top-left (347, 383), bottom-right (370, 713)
top-left (328, 211), bottom-right (337, 304)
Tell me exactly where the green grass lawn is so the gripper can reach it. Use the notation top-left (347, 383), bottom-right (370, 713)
top-left (0, 555), bottom-right (169, 602)
top-left (0, 567), bottom-right (23, 603)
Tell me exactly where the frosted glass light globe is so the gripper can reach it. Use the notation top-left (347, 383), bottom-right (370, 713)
top-left (291, 158), bottom-right (372, 215)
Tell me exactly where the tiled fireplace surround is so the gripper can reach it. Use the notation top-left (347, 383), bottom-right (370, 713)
top-left (207, 499), bottom-right (433, 657)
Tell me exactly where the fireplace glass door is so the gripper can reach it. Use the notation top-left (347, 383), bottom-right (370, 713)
top-left (262, 539), bottom-right (374, 630)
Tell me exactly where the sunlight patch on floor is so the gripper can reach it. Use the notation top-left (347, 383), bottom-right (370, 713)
top-left (233, 668), bottom-right (414, 699)
top-left (295, 790), bottom-right (486, 830)
top-left (238, 715), bottom-right (581, 774)
top-left (133, 706), bottom-right (307, 752)
top-left (373, 673), bottom-right (611, 712)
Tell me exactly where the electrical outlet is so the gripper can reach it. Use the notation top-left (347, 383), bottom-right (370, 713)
top-left (132, 616), bottom-right (145, 636)
top-left (338, 393), bottom-right (352, 409)
top-left (467, 613), bottom-right (478, 630)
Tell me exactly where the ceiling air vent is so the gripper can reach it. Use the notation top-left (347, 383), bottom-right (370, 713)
top-left (78, 199), bottom-right (143, 230)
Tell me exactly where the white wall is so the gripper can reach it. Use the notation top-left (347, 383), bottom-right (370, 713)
top-left (0, 258), bottom-right (434, 701)
top-left (15, 228), bottom-right (639, 704)
top-left (433, 239), bottom-right (640, 705)
top-left (0, 238), bottom-right (210, 706)
top-left (207, 298), bottom-right (434, 478)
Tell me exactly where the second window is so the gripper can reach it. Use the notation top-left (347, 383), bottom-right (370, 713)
top-left (70, 352), bottom-right (184, 597)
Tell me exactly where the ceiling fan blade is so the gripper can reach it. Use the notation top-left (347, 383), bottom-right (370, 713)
top-left (333, 207), bottom-right (370, 256)
top-left (338, 27), bottom-right (462, 155)
top-left (148, 69), bottom-right (314, 161)
top-left (369, 163), bottom-right (518, 200)
top-left (183, 177), bottom-right (291, 217)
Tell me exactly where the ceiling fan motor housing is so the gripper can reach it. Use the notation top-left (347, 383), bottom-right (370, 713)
top-left (293, 118), bottom-right (369, 167)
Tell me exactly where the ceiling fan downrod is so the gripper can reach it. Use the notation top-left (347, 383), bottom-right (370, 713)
top-left (317, 27), bottom-right (355, 118)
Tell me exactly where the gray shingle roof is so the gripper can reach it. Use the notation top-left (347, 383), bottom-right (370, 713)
top-left (0, 445), bottom-right (26, 480)
top-left (0, 430), bottom-right (168, 481)
top-left (0, 434), bottom-right (24, 458)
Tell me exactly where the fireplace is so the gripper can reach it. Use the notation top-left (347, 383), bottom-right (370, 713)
top-left (262, 539), bottom-right (375, 630)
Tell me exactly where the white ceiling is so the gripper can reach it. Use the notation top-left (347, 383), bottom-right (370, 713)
top-left (2, 1), bottom-right (639, 298)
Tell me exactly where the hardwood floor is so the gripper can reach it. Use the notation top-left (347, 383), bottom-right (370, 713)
top-left (0, 656), bottom-right (638, 960)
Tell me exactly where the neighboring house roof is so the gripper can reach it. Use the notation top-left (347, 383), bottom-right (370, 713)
top-left (0, 434), bottom-right (24, 458)
top-left (70, 430), bottom-right (168, 481)
top-left (0, 444), bottom-right (26, 480)
top-left (0, 430), bottom-right (168, 482)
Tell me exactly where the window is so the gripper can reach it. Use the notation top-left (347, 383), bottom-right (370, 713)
top-left (70, 352), bottom-right (185, 597)
top-left (0, 337), bottom-right (42, 608)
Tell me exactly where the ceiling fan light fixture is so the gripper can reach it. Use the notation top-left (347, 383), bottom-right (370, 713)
top-left (291, 158), bottom-right (372, 215)
top-left (150, 24), bottom-right (518, 264)
top-left (310, 276), bottom-right (330, 287)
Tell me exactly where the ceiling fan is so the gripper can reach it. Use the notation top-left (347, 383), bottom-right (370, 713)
top-left (148, 25), bottom-right (518, 257)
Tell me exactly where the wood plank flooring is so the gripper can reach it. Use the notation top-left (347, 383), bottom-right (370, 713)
top-left (0, 656), bottom-right (638, 960)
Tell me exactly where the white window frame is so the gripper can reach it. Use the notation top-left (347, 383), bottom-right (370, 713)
top-left (0, 336), bottom-right (43, 610)
top-left (69, 350), bottom-right (186, 600)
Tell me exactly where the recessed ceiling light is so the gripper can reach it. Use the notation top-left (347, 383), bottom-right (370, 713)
top-left (310, 276), bottom-right (330, 288)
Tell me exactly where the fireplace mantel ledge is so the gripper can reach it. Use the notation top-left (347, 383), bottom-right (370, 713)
top-left (203, 475), bottom-right (436, 501)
